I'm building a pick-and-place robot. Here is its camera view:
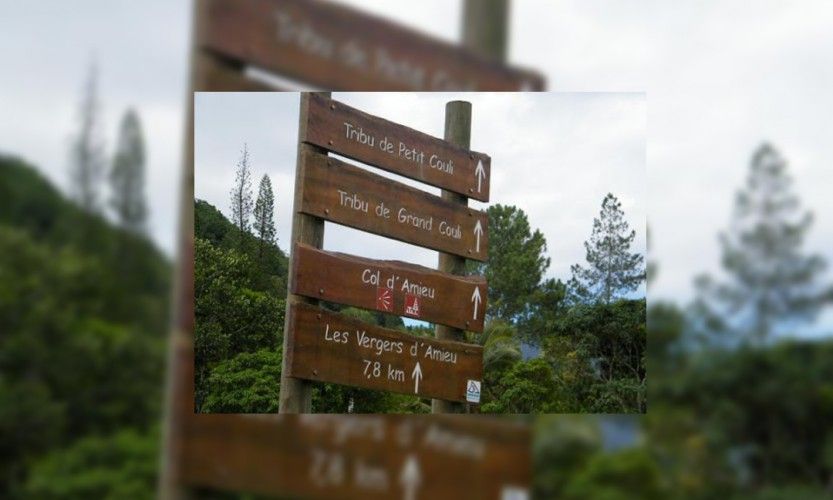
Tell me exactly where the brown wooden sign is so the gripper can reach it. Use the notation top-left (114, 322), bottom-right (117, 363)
top-left (299, 151), bottom-right (489, 261)
top-left (304, 94), bottom-right (492, 202)
top-left (181, 414), bottom-right (531, 499)
top-left (292, 243), bottom-right (488, 332)
top-left (201, 0), bottom-right (545, 92)
top-left (286, 303), bottom-right (483, 403)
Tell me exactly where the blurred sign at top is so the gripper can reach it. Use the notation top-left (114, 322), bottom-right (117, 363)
top-left (199, 0), bottom-right (545, 91)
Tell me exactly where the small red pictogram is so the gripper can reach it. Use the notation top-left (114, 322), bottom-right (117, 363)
top-left (404, 294), bottom-right (421, 317)
top-left (376, 287), bottom-right (393, 312)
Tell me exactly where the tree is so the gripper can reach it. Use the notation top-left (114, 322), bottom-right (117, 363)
top-left (253, 174), bottom-right (276, 260)
top-left (194, 238), bottom-right (283, 411)
top-left (693, 143), bottom-right (830, 343)
top-left (109, 109), bottom-right (147, 234)
top-left (562, 448), bottom-right (666, 500)
top-left (471, 204), bottom-right (550, 322)
top-left (202, 349), bottom-right (282, 413)
top-left (570, 193), bottom-right (644, 304)
top-left (69, 60), bottom-right (106, 213)
top-left (229, 143), bottom-right (253, 249)
top-left (545, 299), bottom-right (646, 413)
top-left (480, 358), bottom-right (560, 413)
top-left (24, 428), bottom-right (158, 499)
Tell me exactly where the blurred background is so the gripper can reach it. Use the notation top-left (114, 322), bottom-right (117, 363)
top-left (1, 0), bottom-right (832, 498)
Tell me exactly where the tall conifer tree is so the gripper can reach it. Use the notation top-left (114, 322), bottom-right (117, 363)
top-left (69, 61), bottom-right (106, 213)
top-left (110, 108), bottom-right (147, 233)
top-left (570, 193), bottom-right (645, 304)
top-left (693, 143), bottom-right (830, 343)
top-left (253, 174), bottom-right (276, 259)
top-left (229, 143), bottom-right (253, 249)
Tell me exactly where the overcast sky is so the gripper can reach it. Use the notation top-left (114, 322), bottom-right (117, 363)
top-left (195, 92), bottom-right (646, 293)
top-left (2, 1), bottom-right (831, 334)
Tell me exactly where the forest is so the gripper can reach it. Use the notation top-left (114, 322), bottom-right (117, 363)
top-left (2, 135), bottom-right (832, 497)
top-left (195, 144), bottom-right (647, 414)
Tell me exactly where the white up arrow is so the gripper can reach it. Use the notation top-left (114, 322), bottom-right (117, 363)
top-left (473, 219), bottom-right (483, 253)
top-left (471, 286), bottom-right (482, 321)
top-left (411, 361), bottom-right (423, 394)
top-left (475, 159), bottom-right (486, 193)
top-left (400, 455), bottom-right (421, 500)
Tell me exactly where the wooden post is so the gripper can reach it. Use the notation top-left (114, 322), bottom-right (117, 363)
top-left (158, 1), bottom-right (207, 497)
top-left (278, 92), bottom-right (331, 413)
top-left (432, 100), bottom-right (473, 414)
top-left (462, 0), bottom-right (509, 61)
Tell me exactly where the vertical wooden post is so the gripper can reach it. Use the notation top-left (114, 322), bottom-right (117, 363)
top-left (279, 92), bottom-right (331, 413)
top-left (432, 100), bottom-right (472, 414)
top-left (462, 0), bottom-right (509, 61)
top-left (158, 1), bottom-right (208, 498)
top-left (430, 1), bottom-right (510, 414)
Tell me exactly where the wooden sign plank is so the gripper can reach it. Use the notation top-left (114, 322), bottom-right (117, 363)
top-left (304, 94), bottom-right (492, 202)
top-left (292, 243), bottom-right (488, 332)
top-left (201, 0), bottom-right (545, 92)
top-left (299, 151), bottom-right (489, 261)
top-left (182, 414), bottom-right (531, 499)
top-left (286, 303), bottom-right (483, 403)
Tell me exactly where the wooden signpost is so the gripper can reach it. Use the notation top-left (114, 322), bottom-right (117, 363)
top-left (181, 414), bottom-right (531, 499)
top-left (299, 150), bottom-right (489, 261)
top-left (200, 0), bottom-right (544, 92)
top-left (292, 243), bottom-right (487, 332)
top-left (304, 93), bottom-right (492, 202)
top-left (162, 1), bottom-right (534, 497)
top-left (282, 93), bottom-right (492, 410)
top-left (286, 303), bottom-right (483, 402)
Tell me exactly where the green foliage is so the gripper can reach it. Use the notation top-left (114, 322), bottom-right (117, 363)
top-left (194, 238), bottom-right (283, 411)
top-left (693, 143), bottom-right (831, 344)
top-left (481, 358), bottom-right (560, 413)
top-left (569, 193), bottom-right (645, 305)
top-left (0, 224), bottom-right (165, 433)
top-left (253, 174), bottom-right (276, 260)
top-left (545, 299), bottom-right (646, 413)
top-left (229, 143), bottom-right (253, 250)
top-left (0, 156), bottom-right (168, 496)
top-left (203, 350), bottom-right (282, 413)
top-left (109, 108), bottom-right (147, 234)
top-left (195, 199), bottom-right (288, 292)
top-left (562, 448), bottom-right (665, 500)
top-left (653, 340), bottom-right (833, 488)
top-left (24, 427), bottom-right (158, 500)
top-left (471, 204), bottom-right (550, 323)
top-left (68, 61), bottom-right (106, 213)
top-left (534, 416), bottom-right (604, 497)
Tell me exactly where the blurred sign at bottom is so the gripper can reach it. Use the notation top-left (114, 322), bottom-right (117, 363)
top-left (181, 414), bottom-right (530, 499)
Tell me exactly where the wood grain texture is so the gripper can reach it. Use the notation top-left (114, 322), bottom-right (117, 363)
top-left (299, 150), bottom-right (489, 261)
top-left (279, 92), bottom-right (330, 414)
top-left (286, 303), bottom-right (483, 402)
top-left (304, 93), bottom-right (492, 201)
top-left (200, 0), bottom-right (544, 92)
top-left (292, 243), bottom-right (487, 332)
top-left (181, 414), bottom-right (531, 499)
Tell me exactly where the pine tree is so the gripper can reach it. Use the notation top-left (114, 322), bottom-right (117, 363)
top-left (569, 193), bottom-right (645, 304)
top-left (693, 143), bottom-right (830, 343)
top-left (229, 143), bottom-right (253, 248)
top-left (109, 108), bottom-right (147, 234)
top-left (69, 61), bottom-right (106, 213)
top-left (253, 174), bottom-right (276, 259)
top-left (468, 204), bottom-right (551, 323)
